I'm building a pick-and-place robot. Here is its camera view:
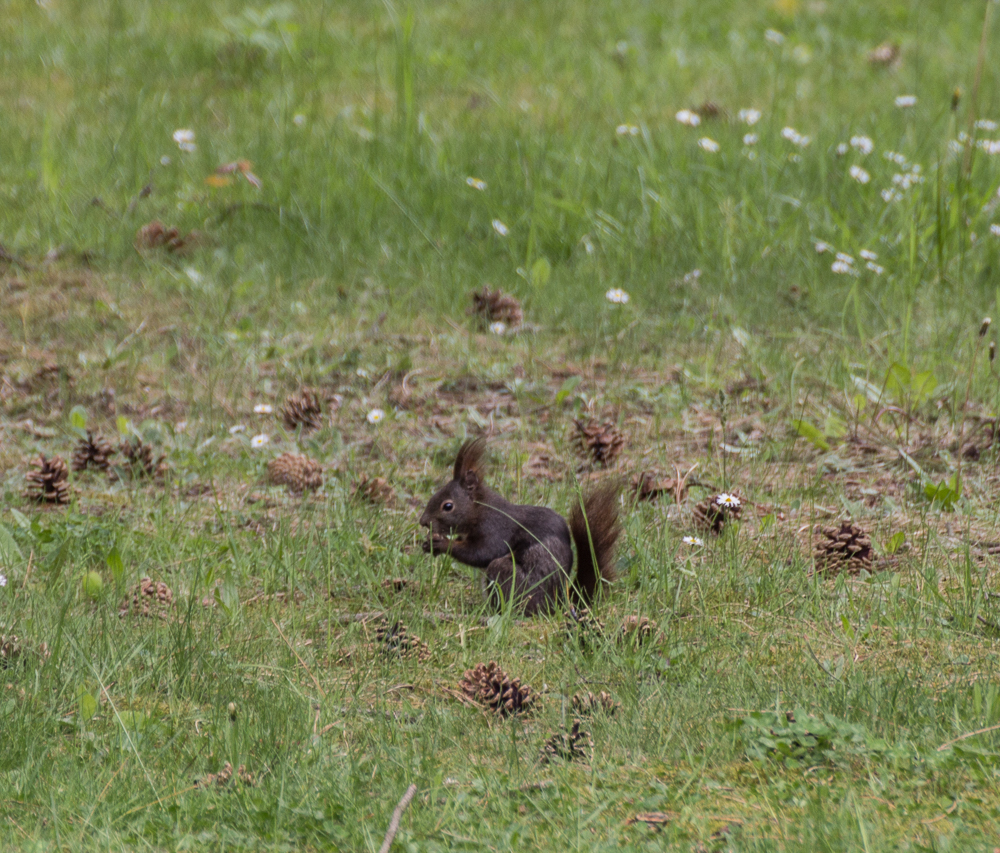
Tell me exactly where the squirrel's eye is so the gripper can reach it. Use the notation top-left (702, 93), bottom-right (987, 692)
top-left (442, 501), bottom-right (454, 512)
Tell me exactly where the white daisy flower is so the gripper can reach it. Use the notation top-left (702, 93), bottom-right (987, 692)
top-left (605, 288), bottom-right (630, 304)
top-left (738, 108), bottom-right (761, 125)
top-left (894, 94), bottom-right (917, 108)
top-left (491, 219), bottom-right (509, 237)
top-left (814, 241), bottom-right (833, 254)
top-left (293, 113), bottom-right (306, 126)
top-left (172, 128), bottom-right (196, 153)
top-left (831, 260), bottom-right (854, 274)
top-left (849, 165), bottom-right (871, 184)
top-left (250, 433), bottom-right (269, 449)
top-left (979, 140), bottom-right (1000, 155)
top-left (715, 493), bottom-right (742, 508)
top-left (366, 408), bottom-right (386, 425)
top-left (764, 29), bottom-right (785, 44)
top-left (229, 424), bottom-right (246, 435)
top-left (859, 249), bottom-right (878, 261)
top-left (0, 572), bottom-right (7, 587)
top-left (781, 127), bottom-right (811, 147)
top-left (489, 321), bottom-right (507, 335)
top-left (675, 109), bottom-right (701, 127)
top-left (849, 135), bottom-right (874, 155)
top-left (253, 403), bottom-right (273, 415)
top-left (160, 155), bottom-right (172, 166)
top-left (698, 137), bottom-right (720, 153)
top-left (835, 143), bottom-right (849, 156)
top-left (743, 133), bottom-right (758, 146)
top-left (466, 177), bottom-right (487, 191)
top-left (884, 150), bottom-right (908, 166)
top-left (835, 252), bottom-right (854, 265)
top-left (682, 536), bottom-right (704, 547)
top-left (866, 261), bottom-right (885, 275)
top-left (615, 124), bottom-right (640, 136)
top-left (975, 119), bottom-right (999, 132)
top-left (882, 188), bottom-right (903, 203)
top-left (991, 224), bottom-right (1000, 237)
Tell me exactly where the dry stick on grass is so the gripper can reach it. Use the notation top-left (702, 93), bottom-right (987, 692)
top-left (936, 722), bottom-right (1000, 752)
top-left (378, 784), bottom-right (418, 853)
top-left (270, 617), bottom-right (325, 697)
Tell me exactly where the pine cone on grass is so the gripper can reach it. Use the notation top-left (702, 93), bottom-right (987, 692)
top-left (281, 389), bottom-right (323, 432)
top-left (111, 438), bottom-right (167, 482)
top-left (25, 455), bottom-right (70, 504)
top-left (1, 634), bottom-right (21, 670)
top-left (572, 690), bottom-right (620, 717)
top-left (267, 453), bottom-right (323, 493)
top-left (575, 419), bottom-right (626, 466)
top-left (458, 661), bottom-right (534, 717)
top-left (469, 286), bottom-right (523, 328)
top-left (814, 521), bottom-right (873, 575)
top-left (693, 492), bottom-right (742, 534)
top-left (374, 619), bottom-right (430, 662)
top-left (351, 474), bottom-right (395, 505)
top-left (118, 578), bottom-right (174, 620)
top-left (565, 606), bottom-right (607, 649)
top-left (72, 431), bottom-right (116, 473)
top-left (630, 472), bottom-right (686, 504)
top-left (620, 614), bottom-right (657, 644)
top-left (134, 220), bottom-right (189, 254)
top-left (539, 720), bottom-right (592, 764)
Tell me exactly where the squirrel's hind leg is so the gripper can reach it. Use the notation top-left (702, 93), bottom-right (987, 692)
top-left (484, 542), bottom-right (568, 616)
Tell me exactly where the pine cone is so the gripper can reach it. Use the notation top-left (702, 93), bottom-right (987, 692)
top-left (72, 431), bottom-right (115, 473)
top-left (1, 634), bottom-right (20, 670)
top-left (469, 286), bottom-right (523, 328)
top-left (281, 389), bottom-right (323, 432)
top-left (693, 492), bottom-right (742, 534)
top-left (539, 719), bottom-right (592, 764)
top-left (267, 453), bottom-right (323, 492)
top-left (118, 578), bottom-right (174, 620)
top-left (565, 606), bottom-right (606, 649)
top-left (195, 761), bottom-right (254, 788)
top-left (112, 438), bottom-right (167, 482)
top-left (696, 100), bottom-right (722, 119)
top-left (134, 220), bottom-right (188, 253)
top-left (24, 455), bottom-right (70, 504)
top-left (814, 521), bottom-right (873, 575)
top-left (374, 619), bottom-right (430, 661)
top-left (575, 419), bottom-right (625, 466)
top-left (572, 690), bottom-right (620, 717)
top-left (619, 614), bottom-right (656, 644)
top-left (630, 472), bottom-right (685, 503)
top-left (458, 661), bottom-right (534, 717)
top-left (351, 474), bottom-right (395, 504)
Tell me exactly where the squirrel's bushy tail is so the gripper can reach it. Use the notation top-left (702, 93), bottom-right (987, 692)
top-left (569, 481), bottom-right (622, 604)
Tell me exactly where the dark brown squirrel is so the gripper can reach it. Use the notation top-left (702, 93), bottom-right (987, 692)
top-left (418, 438), bottom-right (621, 615)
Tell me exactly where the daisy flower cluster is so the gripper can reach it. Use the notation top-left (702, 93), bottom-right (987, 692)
top-left (605, 288), bottom-right (630, 304)
top-left (816, 242), bottom-right (884, 276)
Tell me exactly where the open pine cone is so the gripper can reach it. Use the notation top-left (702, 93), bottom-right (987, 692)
top-left (619, 614), bottom-right (657, 644)
top-left (119, 578), bottom-right (174, 620)
top-left (565, 606), bottom-right (606, 649)
top-left (814, 521), bottom-right (873, 575)
top-left (693, 492), bottom-right (742, 534)
top-left (575, 419), bottom-right (625, 466)
top-left (134, 220), bottom-right (189, 253)
top-left (351, 473), bottom-right (395, 505)
top-left (281, 389), bottom-right (323, 432)
top-left (374, 619), bottom-right (430, 661)
top-left (24, 454), bottom-right (70, 504)
top-left (572, 690), bottom-right (620, 717)
top-left (458, 661), bottom-right (534, 717)
top-left (1, 634), bottom-right (20, 670)
top-left (111, 438), bottom-right (167, 482)
top-left (72, 431), bottom-right (115, 473)
top-left (267, 452), bottom-right (323, 492)
top-left (469, 286), bottom-right (523, 328)
top-left (539, 719), bottom-right (592, 764)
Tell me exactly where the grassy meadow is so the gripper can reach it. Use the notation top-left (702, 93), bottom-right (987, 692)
top-left (5, 0), bottom-right (1000, 849)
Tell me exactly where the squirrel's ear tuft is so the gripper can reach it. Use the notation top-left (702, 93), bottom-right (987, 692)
top-left (454, 438), bottom-right (487, 492)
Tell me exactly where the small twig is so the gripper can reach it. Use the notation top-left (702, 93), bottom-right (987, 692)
top-left (378, 783), bottom-right (417, 853)
top-left (936, 722), bottom-right (1000, 752)
top-left (270, 617), bottom-right (325, 697)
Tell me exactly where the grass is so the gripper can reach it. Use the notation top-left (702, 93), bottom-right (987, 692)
top-left (4, 0), bottom-right (1000, 849)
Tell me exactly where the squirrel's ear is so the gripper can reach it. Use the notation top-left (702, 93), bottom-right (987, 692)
top-left (453, 438), bottom-right (487, 489)
top-left (461, 467), bottom-right (480, 494)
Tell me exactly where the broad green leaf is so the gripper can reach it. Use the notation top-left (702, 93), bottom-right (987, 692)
top-left (116, 416), bottom-right (130, 436)
top-left (69, 405), bottom-right (88, 431)
top-left (0, 523), bottom-right (23, 567)
top-left (885, 362), bottom-right (910, 400)
top-left (530, 256), bottom-right (551, 289)
top-left (78, 689), bottom-right (98, 722)
top-left (554, 375), bottom-right (582, 404)
top-left (885, 532), bottom-right (905, 554)
top-left (911, 370), bottom-right (937, 404)
top-left (791, 418), bottom-right (830, 451)
top-left (823, 412), bottom-right (847, 438)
